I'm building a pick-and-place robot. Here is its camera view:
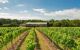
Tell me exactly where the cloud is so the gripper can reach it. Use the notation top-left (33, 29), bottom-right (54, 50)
top-left (0, 0), bottom-right (8, 4)
top-left (45, 8), bottom-right (80, 20)
top-left (0, 13), bottom-right (14, 19)
top-left (0, 12), bottom-right (46, 20)
top-left (33, 8), bottom-right (80, 20)
top-left (3, 7), bottom-right (9, 10)
top-left (44, 8), bottom-right (80, 16)
top-left (0, 12), bottom-right (25, 19)
top-left (33, 9), bottom-right (46, 13)
top-left (19, 10), bottom-right (28, 13)
top-left (0, 8), bottom-right (2, 10)
top-left (0, 8), bottom-right (80, 20)
top-left (16, 4), bottom-right (24, 7)
top-left (0, 7), bottom-right (9, 11)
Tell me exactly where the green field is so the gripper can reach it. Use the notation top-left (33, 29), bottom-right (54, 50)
top-left (0, 27), bottom-right (80, 50)
top-left (38, 27), bottom-right (80, 50)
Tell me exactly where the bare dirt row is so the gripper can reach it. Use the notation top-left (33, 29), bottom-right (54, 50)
top-left (9, 32), bottom-right (28, 50)
top-left (35, 29), bottom-right (62, 50)
top-left (2, 31), bottom-right (28, 50)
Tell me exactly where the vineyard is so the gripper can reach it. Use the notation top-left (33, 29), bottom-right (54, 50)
top-left (0, 27), bottom-right (80, 50)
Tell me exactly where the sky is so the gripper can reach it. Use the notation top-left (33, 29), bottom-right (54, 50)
top-left (0, 0), bottom-right (80, 20)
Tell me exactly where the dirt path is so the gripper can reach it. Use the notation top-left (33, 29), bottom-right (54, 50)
top-left (8, 32), bottom-right (28, 50)
top-left (2, 31), bottom-right (28, 50)
top-left (34, 31), bottom-right (41, 50)
top-left (35, 29), bottom-right (62, 50)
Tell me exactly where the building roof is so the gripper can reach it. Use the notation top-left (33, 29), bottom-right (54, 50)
top-left (26, 22), bottom-right (47, 24)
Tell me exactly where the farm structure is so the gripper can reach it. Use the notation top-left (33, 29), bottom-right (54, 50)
top-left (20, 22), bottom-right (48, 27)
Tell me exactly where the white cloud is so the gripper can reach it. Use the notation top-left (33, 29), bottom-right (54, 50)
top-left (0, 0), bottom-right (8, 4)
top-left (19, 10), bottom-right (28, 13)
top-left (45, 8), bottom-right (80, 20)
top-left (0, 8), bottom-right (2, 10)
top-left (0, 8), bottom-right (80, 20)
top-left (0, 12), bottom-right (25, 19)
top-left (33, 9), bottom-right (46, 13)
top-left (0, 12), bottom-right (46, 20)
top-left (0, 13), bottom-right (9, 15)
top-left (17, 4), bottom-right (24, 7)
top-left (0, 13), bottom-right (14, 19)
top-left (3, 7), bottom-right (9, 10)
top-left (0, 7), bottom-right (9, 11)
top-left (33, 8), bottom-right (80, 20)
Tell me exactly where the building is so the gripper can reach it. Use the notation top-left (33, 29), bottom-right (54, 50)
top-left (20, 22), bottom-right (48, 27)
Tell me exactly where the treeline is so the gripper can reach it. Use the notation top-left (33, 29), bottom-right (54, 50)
top-left (0, 18), bottom-right (80, 27)
top-left (48, 19), bottom-right (80, 27)
top-left (0, 18), bottom-right (45, 27)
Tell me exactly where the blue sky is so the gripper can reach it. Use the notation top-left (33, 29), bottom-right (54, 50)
top-left (0, 0), bottom-right (80, 20)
